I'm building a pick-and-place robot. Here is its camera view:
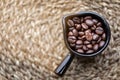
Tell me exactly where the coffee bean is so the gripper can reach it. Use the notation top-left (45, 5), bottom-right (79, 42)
top-left (73, 17), bottom-right (81, 23)
top-left (85, 31), bottom-right (93, 41)
top-left (67, 19), bottom-right (74, 27)
top-left (72, 29), bottom-right (78, 37)
top-left (69, 27), bottom-right (74, 31)
top-left (93, 44), bottom-right (99, 51)
top-left (93, 34), bottom-right (99, 40)
top-left (85, 29), bottom-right (91, 33)
top-left (97, 22), bottom-right (102, 26)
top-left (83, 45), bottom-right (88, 51)
top-left (80, 17), bottom-right (84, 23)
top-left (84, 41), bottom-right (90, 45)
top-left (68, 38), bottom-right (76, 43)
top-left (79, 32), bottom-right (84, 36)
top-left (76, 40), bottom-right (83, 45)
top-left (95, 27), bottom-right (104, 35)
top-left (85, 19), bottom-right (94, 26)
top-left (99, 41), bottom-right (105, 47)
top-left (102, 33), bottom-right (106, 40)
top-left (91, 25), bottom-right (96, 30)
top-left (77, 49), bottom-right (84, 53)
top-left (93, 19), bottom-right (98, 24)
top-left (81, 23), bottom-right (88, 29)
top-left (92, 41), bottom-right (96, 45)
top-left (86, 50), bottom-right (94, 53)
top-left (70, 43), bottom-right (75, 47)
top-left (68, 31), bottom-right (73, 36)
top-left (68, 36), bottom-right (76, 40)
top-left (78, 36), bottom-right (86, 40)
top-left (76, 45), bottom-right (83, 49)
top-left (97, 37), bottom-right (102, 43)
top-left (87, 44), bottom-right (92, 49)
top-left (76, 24), bottom-right (81, 30)
top-left (84, 16), bottom-right (92, 20)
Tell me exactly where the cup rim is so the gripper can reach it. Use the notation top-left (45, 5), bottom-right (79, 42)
top-left (62, 11), bottom-right (111, 57)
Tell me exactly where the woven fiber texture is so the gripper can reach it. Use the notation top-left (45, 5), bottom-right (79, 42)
top-left (0, 0), bottom-right (120, 80)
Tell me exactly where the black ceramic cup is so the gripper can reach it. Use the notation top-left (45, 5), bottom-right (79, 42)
top-left (54, 11), bottom-right (111, 76)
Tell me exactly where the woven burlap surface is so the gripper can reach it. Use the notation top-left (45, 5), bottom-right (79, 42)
top-left (0, 0), bottom-right (120, 80)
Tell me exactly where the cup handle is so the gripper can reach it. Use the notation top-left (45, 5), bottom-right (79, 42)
top-left (54, 53), bottom-right (74, 76)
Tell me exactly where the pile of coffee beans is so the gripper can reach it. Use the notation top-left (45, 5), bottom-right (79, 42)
top-left (67, 16), bottom-right (106, 54)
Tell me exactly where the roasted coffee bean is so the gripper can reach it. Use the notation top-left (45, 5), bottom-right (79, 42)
top-left (95, 27), bottom-right (104, 35)
top-left (85, 29), bottom-right (91, 33)
top-left (93, 44), bottom-right (99, 51)
top-left (73, 17), bottom-right (81, 23)
top-left (68, 38), bottom-right (76, 43)
top-left (67, 19), bottom-right (74, 27)
top-left (68, 36), bottom-right (76, 40)
top-left (68, 31), bottom-right (73, 36)
top-left (76, 40), bottom-right (83, 45)
top-left (84, 41), bottom-right (90, 45)
top-left (72, 29), bottom-right (78, 37)
top-left (102, 33), bottom-right (106, 40)
top-left (85, 31), bottom-right (93, 41)
top-left (92, 41), bottom-right (96, 45)
top-left (78, 36), bottom-right (86, 40)
top-left (84, 16), bottom-right (92, 20)
top-left (93, 34), bottom-right (99, 40)
top-left (85, 19), bottom-right (94, 26)
top-left (86, 50), bottom-right (94, 53)
top-left (93, 19), bottom-right (98, 24)
top-left (87, 44), bottom-right (93, 49)
top-left (91, 25), bottom-right (96, 30)
top-left (97, 22), bottom-right (102, 26)
top-left (76, 45), bottom-right (83, 49)
top-left (83, 45), bottom-right (88, 51)
top-left (70, 43), bottom-right (75, 47)
top-left (97, 37), bottom-right (102, 43)
top-left (77, 49), bottom-right (84, 53)
top-left (99, 41), bottom-right (105, 47)
top-left (80, 17), bottom-right (84, 23)
top-left (79, 32), bottom-right (84, 36)
top-left (81, 23), bottom-right (88, 29)
top-left (76, 24), bottom-right (81, 30)
top-left (69, 27), bottom-right (74, 31)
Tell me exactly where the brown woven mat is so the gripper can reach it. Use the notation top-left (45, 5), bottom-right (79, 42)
top-left (0, 0), bottom-right (120, 80)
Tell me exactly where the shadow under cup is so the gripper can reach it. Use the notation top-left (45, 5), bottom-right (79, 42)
top-left (54, 11), bottom-right (111, 76)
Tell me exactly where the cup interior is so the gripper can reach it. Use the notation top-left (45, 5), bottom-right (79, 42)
top-left (62, 11), bottom-right (111, 57)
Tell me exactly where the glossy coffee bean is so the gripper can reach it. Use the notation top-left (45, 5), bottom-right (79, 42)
top-left (95, 27), bottom-right (104, 35)
top-left (68, 36), bottom-right (76, 40)
top-left (99, 41), bottom-right (105, 47)
top-left (86, 50), bottom-right (94, 53)
top-left (68, 38), bottom-right (76, 43)
top-left (76, 40), bottom-right (83, 45)
top-left (93, 44), bottom-right (99, 51)
top-left (67, 19), bottom-right (74, 27)
top-left (72, 29), bottom-right (78, 37)
top-left (83, 45), bottom-right (88, 51)
top-left (85, 31), bottom-right (93, 41)
top-left (69, 27), bottom-right (74, 31)
top-left (70, 43), bottom-right (75, 47)
top-left (85, 19), bottom-right (94, 26)
top-left (93, 34), bottom-right (99, 40)
top-left (77, 49), bottom-right (84, 53)
top-left (102, 33), bottom-right (106, 40)
top-left (84, 41), bottom-right (90, 45)
top-left (81, 23), bottom-right (88, 29)
top-left (76, 45), bottom-right (83, 49)
top-left (92, 19), bottom-right (98, 24)
top-left (97, 37), bottom-right (102, 43)
top-left (80, 17), bottom-right (84, 23)
top-left (73, 17), bottom-right (81, 23)
top-left (91, 25), bottom-right (96, 30)
top-left (84, 16), bottom-right (92, 20)
top-left (79, 32), bottom-right (84, 36)
top-left (97, 22), bottom-right (102, 26)
top-left (87, 44), bottom-right (93, 49)
top-left (76, 24), bottom-right (81, 30)
top-left (78, 36), bottom-right (86, 40)
top-left (68, 31), bottom-right (73, 36)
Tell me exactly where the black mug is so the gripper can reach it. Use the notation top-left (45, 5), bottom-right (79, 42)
top-left (54, 11), bottom-right (111, 76)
